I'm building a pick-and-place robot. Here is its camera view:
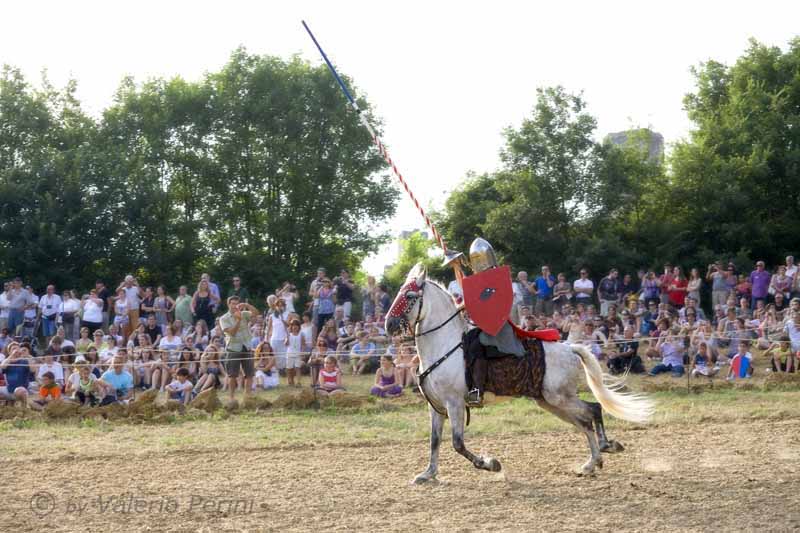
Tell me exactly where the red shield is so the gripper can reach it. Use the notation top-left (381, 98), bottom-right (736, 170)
top-left (462, 265), bottom-right (513, 336)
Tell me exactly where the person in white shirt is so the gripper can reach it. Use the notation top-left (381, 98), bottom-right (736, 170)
top-left (116, 275), bottom-right (143, 338)
top-left (38, 285), bottom-right (63, 345)
top-left (0, 282), bottom-right (10, 333)
top-left (60, 290), bottom-right (81, 341)
top-left (785, 256), bottom-right (798, 281)
top-left (573, 269), bottom-right (595, 306)
top-left (36, 354), bottom-right (65, 386)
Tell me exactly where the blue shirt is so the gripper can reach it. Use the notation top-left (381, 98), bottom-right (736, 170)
top-left (534, 275), bottom-right (555, 298)
top-left (4, 358), bottom-right (31, 391)
top-left (100, 369), bottom-right (134, 397)
top-left (351, 342), bottom-right (376, 356)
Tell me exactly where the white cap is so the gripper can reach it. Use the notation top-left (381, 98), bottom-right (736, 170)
top-left (74, 355), bottom-right (88, 364)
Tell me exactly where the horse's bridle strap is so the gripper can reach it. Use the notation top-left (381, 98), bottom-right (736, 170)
top-left (417, 342), bottom-right (462, 386)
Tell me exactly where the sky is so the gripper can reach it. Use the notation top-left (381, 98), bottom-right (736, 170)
top-left (3, 1), bottom-right (798, 275)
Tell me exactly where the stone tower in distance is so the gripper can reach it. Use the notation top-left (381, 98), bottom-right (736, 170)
top-left (605, 128), bottom-right (664, 163)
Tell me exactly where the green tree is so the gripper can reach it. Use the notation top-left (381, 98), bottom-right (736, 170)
top-left (383, 232), bottom-right (447, 291)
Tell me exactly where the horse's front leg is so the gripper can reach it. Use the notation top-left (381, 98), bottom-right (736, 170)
top-left (413, 406), bottom-right (444, 484)
top-left (448, 401), bottom-right (502, 473)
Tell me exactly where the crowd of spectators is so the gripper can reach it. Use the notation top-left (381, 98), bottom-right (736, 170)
top-left (477, 256), bottom-right (800, 379)
top-left (0, 267), bottom-right (415, 408)
top-left (2, 255), bottom-right (799, 410)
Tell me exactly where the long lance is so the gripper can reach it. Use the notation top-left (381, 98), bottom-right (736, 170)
top-left (301, 21), bottom-right (464, 284)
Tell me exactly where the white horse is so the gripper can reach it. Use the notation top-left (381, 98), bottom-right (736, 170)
top-left (385, 264), bottom-right (654, 482)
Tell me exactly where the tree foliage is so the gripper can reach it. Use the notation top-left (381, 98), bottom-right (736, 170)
top-left (0, 50), bottom-right (399, 295)
top-left (438, 38), bottom-right (800, 283)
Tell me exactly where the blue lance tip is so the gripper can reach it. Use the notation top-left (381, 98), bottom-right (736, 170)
top-left (302, 20), bottom-right (357, 109)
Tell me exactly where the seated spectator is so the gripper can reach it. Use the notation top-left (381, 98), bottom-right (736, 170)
top-left (607, 327), bottom-right (644, 375)
top-left (30, 371), bottom-right (61, 410)
top-left (0, 343), bottom-right (30, 405)
top-left (149, 350), bottom-right (172, 392)
top-left (581, 319), bottom-right (609, 360)
top-left (350, 331), bottom-right (376, 375)
top-left (690, 342), bottom-right (718, 378)
top-left (175, 346), bottom-right (197, 379)
top-left (253, 342), bottom-right (278, 390)
top-left (307, 337), bottom-right (330, 387)
top-left (764, 337), bottom-right (795, 374)
top-left (735, 275), bottom-right (751, 304)
top-left (394, 343), bottom-right (417, 388)
top-left (165, 367), bottom-right (194, 405)
top-left (66, 357), bottom-right (100, 406)
top-left (370, 356), bottom-right (403, 398)
top-left (648, 320), bottom-right (685, 376)
top-left (97, 355), bottom-right (134, 404)
top-left (727, 341), bottom-right (754, 380)
top-left (83, 347), bottom-right (102, 378)
top-left (316, 356), bottom-right (345, 396)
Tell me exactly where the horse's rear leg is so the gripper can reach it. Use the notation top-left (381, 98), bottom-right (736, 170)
top-left (535, 396), bottom-right (602, 475)
top-left (413, 407), bottom-right (444, 484)
top-left (447, 402), bottom-right (501, 473)
top-left (585, 401), bottom-right (625, 453)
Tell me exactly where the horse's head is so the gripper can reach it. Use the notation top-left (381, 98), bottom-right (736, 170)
top-left (385, 263), bottom-right (427, 336)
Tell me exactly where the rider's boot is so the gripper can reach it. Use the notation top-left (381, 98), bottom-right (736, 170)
top-left (467, 357), bottom-right (488, 407)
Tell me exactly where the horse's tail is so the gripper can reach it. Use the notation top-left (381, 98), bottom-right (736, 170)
top-left (570, 344), bottom-right (654, 424)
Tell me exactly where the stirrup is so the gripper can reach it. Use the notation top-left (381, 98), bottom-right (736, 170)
top-left (466, 388), bottom-right (483, 407)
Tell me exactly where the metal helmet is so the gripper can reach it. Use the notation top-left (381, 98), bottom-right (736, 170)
top-left (468, 237), bottom-right (498, 273)
top-left (441, 249), bottom-right (465, 268)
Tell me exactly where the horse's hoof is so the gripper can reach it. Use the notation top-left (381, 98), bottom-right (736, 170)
top-left (412, 473), bottom-right (436, 485)
top-left (601, 440), bottom-right (625, 453)
top-left (485, 458), bottom-right (502, 472)
top-left (578, 464), bottom-right (597, 476)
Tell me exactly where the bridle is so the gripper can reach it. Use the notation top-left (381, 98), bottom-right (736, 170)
top-left (389, 278), bottom-right (466, 420)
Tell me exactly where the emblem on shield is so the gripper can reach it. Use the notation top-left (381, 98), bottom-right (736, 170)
top-left (461, 265), bottom-right (513, 336)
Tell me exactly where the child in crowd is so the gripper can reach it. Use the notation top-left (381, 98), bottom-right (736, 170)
top-left (307, 337), bottom-right (330, 388)
top-left (36, 353), bottom-right (64, 387)
top-left (764, 337), bottom-right (795, 374)
top-left (727, 341), bottom-right (754, 380)
top-left (300, 312), bottom-right (314, 352)
top-left (196, 345), bottom-right (224, 392)
top-left (691, 341), bottom-right (718, 378)
top-left (394, 343), bottom-right (417, 388)
top-left (316, 356), bottom-right (345, 396)
top-left (31, 371), bottom-right (61, 410)
top-left (165, 367), bottom-right (194, 405)
top-left (253, 341), bottom-right (279, 390)
top-left (370, 356), bottom-right (403, 398)
top-left (66, 359), bottom-right (100, 406)
top-left (284, 320), bottom-right (305, 387)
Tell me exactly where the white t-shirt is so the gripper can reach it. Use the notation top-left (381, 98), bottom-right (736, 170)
top-left (167, 379), bottom-right (193, 393)
top-left (61, 298), bottom-right (80, 314)
top-left (786, 265), bottom-right (798, 280)
top-left (67, 372), bottom-right (96, 394)
top-left (39, 294), bottom-right (63, 318)
top-left (37, 362), bottom-right (64, 383)
top-left (573, 279), bottom-right (594, 299)
top-left (268, 313), bottom-right (288, 341)
top-left (158, 335), bottom-right (183, 353)
top-left (512, 281), bottom-right (528, 304)
top-left (82, 299), bottom-right (103, 323)
top-left (24, 292), bottom-right (38, 319)
top-left (123, 286), bottom-right (141, 309)
top-left (0, 292), bottom-right (9, 319)
top-left (300, 323), bottom-right (314, 348)
top-left (286, 332), bottom-right (303, 355)
top-left (281, 293), bottom-right (296, 315)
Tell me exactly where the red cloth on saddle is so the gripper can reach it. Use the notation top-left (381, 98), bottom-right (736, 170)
top-left (507, 321), bottom-right (560, 342)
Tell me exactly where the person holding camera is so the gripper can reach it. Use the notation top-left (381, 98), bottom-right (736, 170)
top-left (219, 295), bottom-right (259, 403)
top-left (334, 270), bottom-right (355, 319)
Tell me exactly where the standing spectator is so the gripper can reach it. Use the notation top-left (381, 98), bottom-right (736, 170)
top-left (597, 269), bottom-right (620, 317)
top-left (174, 286), bottom-right (193, 330)
top-left (552, 273), bottom-right (572, 313)
top-left (308, 267), bottom-right (327, 332)
top-left (513, 271), bottom-right (534, 324)
top-left (60, 290), bottom-right (80, 341)
top-left (0, 343), bottom-right (31, 405)
top-left (749, 261), bottom-right (771, 309)
top-left (313, 278), bottom-right (336, 334)
top-left (6, 278), bottom-right (28, 336)
top-left (80, 289), bottom-right (104, 334)
top-left (573, 269), bottom-right (594, 307)
top-left (783, 313), bottom-right (800, 372)
top-left (0, 282), bottom-right (10, 333)
top-left (667, 266), bottom-right (688, 309)
top-left (376, 284), bottom-right (391, 316)
top-left (154, 286), bottom-right (174, 335)
top-left (284, 319), bottom-right (305, 387)
top-left (95, 281), bottom-right (112, 331)
top-left (21, 285), bottom-right (38, 339)
top-left (735, 274), bottom-right (752, 303)
top-left (687, 268), bottom-right (703, 307)
top-left (362, 275), bottom-right (378, 319)
top-left (38, 285), bottom-right (62, 345)
top-left (111, 288), bottom-right (130, 332)
top-left (139, 286), bottom-right (156, 324)
top-left (191, 279), bottom-right (218, 327)
top-left (228, 276), bottom-right (250, 304)
top-left (641, 271), bottom-right (660, 308)
top-left (785, 255), bottom-right (798, 282)
top-left (117, 276), bottom-right (143, 339)
top-left (334, 269), bottom-right (355, 319)
top-left (707, 262), bottom-right (729, 309)
top-left (200, 273), bottom-right (220, 313)
top-left (533, 266), bottom-right (555, 316)
top-left (769, 265), bottom-right (792, 303)
top-left (275, 282), bottom-right (297, 319)
top-left (266, 295), bottom-right (289, 372)
top-left (219, 295), bottom-right (259, 403)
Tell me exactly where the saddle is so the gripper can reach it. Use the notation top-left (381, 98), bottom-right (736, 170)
top-left (464, 327), bottom-right (548, 399)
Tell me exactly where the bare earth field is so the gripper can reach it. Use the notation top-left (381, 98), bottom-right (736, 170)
top-left (1, 376), bottom-right (800, 532)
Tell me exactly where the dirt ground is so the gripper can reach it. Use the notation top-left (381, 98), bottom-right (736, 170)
top-left (2, 415), bottom-right (799, 533)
